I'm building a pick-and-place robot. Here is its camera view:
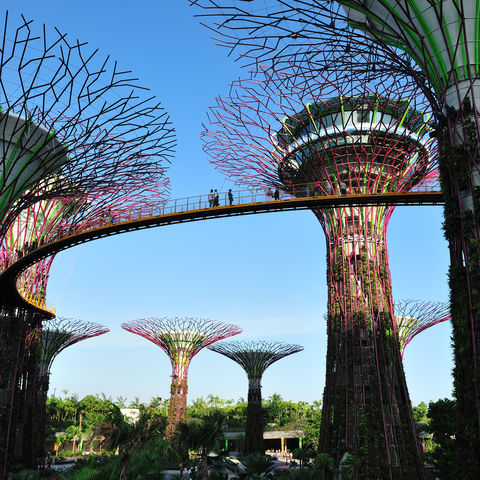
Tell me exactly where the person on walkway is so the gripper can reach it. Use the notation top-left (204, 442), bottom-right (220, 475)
top-left (274, 188), bottom-right (280, 200)
top-left (214, 189), bottom-right (219, 206)
top-left (208, 189), bottom-right (214, 207)
top-left (266, 187), bottom-right (273, 201)
top-left (228, 189), bottom-right (234, 205)
top-left (340, 180), bottom-right (347, 194)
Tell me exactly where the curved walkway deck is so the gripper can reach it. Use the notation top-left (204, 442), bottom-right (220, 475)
top-left (0, 185), bottom-right (443, 318)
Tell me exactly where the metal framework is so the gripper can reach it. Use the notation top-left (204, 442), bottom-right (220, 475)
top-left (208, 340), bottom-right (303, 453)
top-left (121, 317), bottom-right (242, 438)
top-left (201, 63), bottom-right (436, 478)
top-left (395, 300), bottom-right (451, 358)
top-left (0, 11), bottom-right (175, 474)
top-left (190, 1), bottom-right (480, 474)
top-left (29, 318), bottom-right (109, 465)
top-left (0, 11), bottom-right (175, 236)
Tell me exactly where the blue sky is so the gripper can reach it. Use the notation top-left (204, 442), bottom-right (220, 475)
top-left (2, 1), bottom-right (452, 406)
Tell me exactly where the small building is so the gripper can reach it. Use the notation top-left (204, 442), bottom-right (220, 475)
top-left (120, 408), bottom-right (140, 424)
top-left (223, 430), bottom-right (304, 453)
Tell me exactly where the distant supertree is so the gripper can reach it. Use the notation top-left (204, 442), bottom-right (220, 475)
top-left (395, 300), bottom-right (451, 358)
top-left (208, 340), bottom-right (303, 453)
top-left (122, 317), bottom-right (242, 438)
top-left (202, 63), bottom-right (436, 477)
top-left (23, 318), bottom-right (109, 465)
top-left (190, 1), bottom-right (480, 472)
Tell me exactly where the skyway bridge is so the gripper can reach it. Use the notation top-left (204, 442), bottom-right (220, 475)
top-left (0, 184), bottom-right (443, 317)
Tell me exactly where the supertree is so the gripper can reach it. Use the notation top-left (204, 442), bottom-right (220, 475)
top-left (121, 317), bottom-right (242, 438)
top-left (0, 10), bottom-right (175, 472)
top-left (20, 317), bottom-right (109, 466)
top-left (190, 1), bottom-right (480, 472)
top-left (395, 300), bottom-right (451, 358)
top-left (0, 178), bottom-right (173, 470)
top-left (208, 340), bottom-right (303, 454)
top-left (201, 62), bottom-right (437, 477)
top-left (0, 10), bottom-right (175, 237)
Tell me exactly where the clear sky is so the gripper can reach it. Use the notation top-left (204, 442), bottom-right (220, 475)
top-left (2, 1), bottom-right (452, 407)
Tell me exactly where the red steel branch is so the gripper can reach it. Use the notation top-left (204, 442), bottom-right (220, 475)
top-left (122, 317), bottom-right (242, 438)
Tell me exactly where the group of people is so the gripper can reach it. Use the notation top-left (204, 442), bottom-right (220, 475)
top-left (265, 187), bottom-right (280, 201)
top-left (208, 189), bottom-right (220, 207)
top-left (208, 186), bottom-right (287, 209)
top-left (209, 189), bottom-right (236, 206)
top-left (179, 464), bottom-right (194, 478)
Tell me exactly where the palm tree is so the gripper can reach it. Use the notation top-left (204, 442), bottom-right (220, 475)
top-left (175, 411), bottom-right (226, 480)
top-left (129, 396), bottom-right (142, 408)
top-left (115, 396), bottom-right (128, 408)
top-left (94, 407), bottom-right (164, 480)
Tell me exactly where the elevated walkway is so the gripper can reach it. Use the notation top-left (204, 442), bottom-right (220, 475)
top-left (0, 183), bottom-right (443, 317)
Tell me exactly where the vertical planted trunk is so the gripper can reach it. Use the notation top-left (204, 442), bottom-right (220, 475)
top-left (245, 377), bottom-right (264, 454)
top-left (438, 119), bottom-right (480, 477)
top-left (0, 309), bottom-right (35, 474)
top-left (166, 364), bottom-right (189, 439)
top-left (317, 205), bottom-right (424, 479)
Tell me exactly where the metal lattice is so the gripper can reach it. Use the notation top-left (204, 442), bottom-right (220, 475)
top-left (0, 11), bottom-right (175, 236)
top-left (209, 340), bottom-right (303, 453)
top-left (201, 62), bottom-right (434, 477)
top-left (395, 299), bottom-right (451, 357)
top-left (122, 317), bottom-right (242, 438)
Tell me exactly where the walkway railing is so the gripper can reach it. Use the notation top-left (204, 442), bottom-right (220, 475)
top-left (18, 286), bottom-right (56, 316)
top-left (6, 180), bottom-right (441, 316)
top-left (123, 180), bottom-right (441, 219)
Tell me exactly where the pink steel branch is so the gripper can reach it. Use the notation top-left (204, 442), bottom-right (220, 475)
top-left (122, 317), bottom-right (242, 438)
top-left (395, 299), bottom-right (451, 358)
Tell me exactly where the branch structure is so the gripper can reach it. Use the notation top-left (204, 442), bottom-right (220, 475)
top-left (2, 193), bottom-right (73, 302)
top-left (191, 2), bottom-right (480, 472)
top-left (122, 317), bottom-right (242, 438)
top-left (202, 64), bottom-right (435, 477)
top-left (0, 11), bottom-right (175, 472)
top-left (29, 318), bottom-right (109, 464)
top-left (208, 340), bottom-right (303, 453)
top-left (0, 11), bottom-right (175, 236)
top-left (395, 300), bottom-right (451, 358)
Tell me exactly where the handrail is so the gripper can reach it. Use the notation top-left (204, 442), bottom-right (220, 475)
top-left (17, 286), bottom-right (56, 316)
top-left (4, 180), bottom-right (442, 317)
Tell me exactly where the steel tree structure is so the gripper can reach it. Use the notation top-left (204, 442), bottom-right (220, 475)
top-left (122, 317), bottom-right (242, 438)
top-left (208, 340), bottom-right (303, 454)
top-left (202, 65), bottom-right (436, 478)
top-left (0, 11), bottom-right (175, 473)
top-left (0, 175), bottom-right (170, 469)
top-left (395, 300), bottom-right (450, 358)
top-left (0, 11), bottom-right (175, 236)
top-left (25, 318), bottom-right (109, 465)
top-left (190, 0), bottom-right (480, 472)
